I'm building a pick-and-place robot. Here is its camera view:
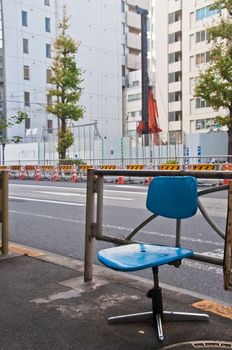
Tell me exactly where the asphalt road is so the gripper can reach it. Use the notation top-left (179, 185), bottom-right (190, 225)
top-left (8, 180), bottom-right (231, 304)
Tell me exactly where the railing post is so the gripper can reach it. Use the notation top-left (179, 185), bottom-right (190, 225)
top-left (96, 175), bottom-right (104, 238)
top-left (84, 169), bottom-right (95, 282)
top-left (224, 180), bottom-right (232, 290)
top-left (1, 171), bottom-right (8, 254)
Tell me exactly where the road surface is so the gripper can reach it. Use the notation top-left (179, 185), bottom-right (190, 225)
top-left (8, 180), bottom-right (231, 304)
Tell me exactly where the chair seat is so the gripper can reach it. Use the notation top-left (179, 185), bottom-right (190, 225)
top-left (98, 244), bottom-right (193, 272)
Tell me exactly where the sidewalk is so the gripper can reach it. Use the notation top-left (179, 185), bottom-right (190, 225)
top-left (0, 244), bottom-right (231, 350)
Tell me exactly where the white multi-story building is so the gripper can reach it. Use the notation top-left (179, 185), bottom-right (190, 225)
top-left (0, 0), bottom-right (155, 161)
top-left (156, 0), bottom-right (220, 144)
top-left (1, 0), bottom-right (122, 148)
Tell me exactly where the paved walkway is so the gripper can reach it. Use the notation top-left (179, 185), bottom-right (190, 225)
top-left (0, 244), bottom-right (231, 350)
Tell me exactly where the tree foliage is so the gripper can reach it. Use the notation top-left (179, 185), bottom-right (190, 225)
top-left (47, 6), bottom-right (84, 160)
top-left (0, 111), bottom-right (29, 144)
top-left (195, 0), bottom-right (232, 154)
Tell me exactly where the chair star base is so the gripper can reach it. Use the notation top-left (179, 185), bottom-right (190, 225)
top-left (108, 310), bottom-right (209, 342)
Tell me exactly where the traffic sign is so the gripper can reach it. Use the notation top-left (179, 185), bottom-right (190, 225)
top-left (197, 145), bottom-right (201, 164)
top-left (186, 147), bottom-right (189, 164)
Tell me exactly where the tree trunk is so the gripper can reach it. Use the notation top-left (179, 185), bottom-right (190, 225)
top-left (228, 107), bottom-right (232, 162)
top-left (60, 117), bottom-right (66, 160)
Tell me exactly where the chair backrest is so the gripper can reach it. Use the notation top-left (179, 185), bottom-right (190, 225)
top-left (146, 176), bottom-right (198, 219)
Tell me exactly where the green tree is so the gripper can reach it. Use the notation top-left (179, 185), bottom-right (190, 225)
top-left (0, 111), bottom-right (29, 164)
top-left (0, 111), bottom-right (29, 144)
top-left (47, 7), bottom-right (84, 160)
top-left (195, 0), bottom-right (232, 155)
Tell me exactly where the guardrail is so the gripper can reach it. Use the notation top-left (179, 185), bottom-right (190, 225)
top-left (3, 155), bottom-right (232, 167)
top-left (2, 163), bottom-right (231, 185)
top-left (0, 171), bottom-right (8, 254)
top-left (84, 169), bottom-right (232, 292)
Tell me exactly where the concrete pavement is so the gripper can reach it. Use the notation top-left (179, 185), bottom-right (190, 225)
top-left (0, 244), bottom-right (231, 350)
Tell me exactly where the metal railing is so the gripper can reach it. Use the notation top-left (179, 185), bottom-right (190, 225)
top-left (0, 171), bottom-right (8, 254)
top-left (3, 155), bottom-right (232, 167)
top-left (84, 169), bottom-right (232, 291)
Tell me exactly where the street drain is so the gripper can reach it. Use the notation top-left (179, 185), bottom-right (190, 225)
top-left (161, 341), bottom-right (232, 350)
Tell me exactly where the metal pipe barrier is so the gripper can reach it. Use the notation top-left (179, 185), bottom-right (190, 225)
top-left (84, 169), bottom-right (232, 292)
top-left (0, 171), bottom-right (9, 254)
top-left (3, 155), bottom-right (232, 167)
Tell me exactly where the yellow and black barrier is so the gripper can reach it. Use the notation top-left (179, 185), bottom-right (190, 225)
top-left (100, 165), bottom-right (117, 170)
top-left (10, 165), bottom-right (21, 171)
top-left (159, 164), bottom-right (180, 171)
top-left (59, 165), bottom-right (73, 172)
top-left (79, 165), bottom-right (94, 172)
top-left (127, 164), bottom-right (144, 170)
top-left (25, 165), bottom-right (36, 171)
top-left (0, 166), bottom-right (8, 171)
top-left (41, 165), bottom-right (54, 172)
top-left (192, 164), bottom-right (217, 171)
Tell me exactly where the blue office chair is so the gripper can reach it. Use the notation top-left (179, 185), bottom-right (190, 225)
top-left (98, 176), bottom-right (209, 341)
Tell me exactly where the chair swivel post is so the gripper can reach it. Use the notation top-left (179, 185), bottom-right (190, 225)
top-left (147, 266), bottom-right (164, 341)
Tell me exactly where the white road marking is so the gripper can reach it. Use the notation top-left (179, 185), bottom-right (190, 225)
top-left (10, 210), bottom-right (225, 275)
top-left (183, 260), bottom-right (222, 275)
top-left (34, 190), bottom-right (133, 201)
top-left (114, 185), bottom-right (146, 189)
top-left (9, 210), bottom-right (224, 247)
top-left (10, 183), bottom-right (147, 195)
top-left (9, 196), bottom-right (85, 206)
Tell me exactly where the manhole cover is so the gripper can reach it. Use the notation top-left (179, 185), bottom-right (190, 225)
top-left (161, 341), bottom-right (232, 350)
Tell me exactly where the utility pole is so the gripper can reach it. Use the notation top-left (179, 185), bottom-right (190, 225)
top-left (136, 6), bottom-right (149, 146)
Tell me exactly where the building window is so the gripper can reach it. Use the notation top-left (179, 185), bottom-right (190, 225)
top-left (44, 0), bottom-right (50, 5)
top-left (23, 38), bottom-right (29, 54)
top-left (24, 91), bottom-right (30, 106)
top-left (121, 22), bottom-right (125, 34)
top-left (46, 43), bottom-right (51, 58)
top-left (168, 71), bottom-right (181, 83)
top-left (190, 12), bottom-right (195, 28)
top-left (132, 80), bottom-right (140, 87)
top-left (25, 117), bottom-right (31, 129)
top-left (168, 51), bottom-right (181, 64)
top-left (168, 91), bottom-right (181, 102)
top-left (23, 65), bottom-right (30, 80)
top-left (47, 95), bottom-right (52, 107)
top-left (196, 51), bottom-right (210, 65)
top-left (47, 119), bottom-right (53, 133)
top-left (121, 0), bottom-right (125, 13)
top-left (121, 44), bottom-right (125, 56)
top-left (190, 34), bottom-right (194, 50)
top-left (189, 77), bottom-right (195, 95)
top-left (168, 111), bottom-right (181, 122)
top-left (168, 10), bottom-right (181, 24)
top-left (195, 97), bottom-right (209, 108)
top-left (22, 11), bottom-right (28, 27)
top-left (45, 17), bottom-right (51, 32)
top-left (168, 31), bottom-right (181, 44)
top-left (196, 30), bottom-right (208, 43)
top-left (196, 6), bottom-right (218, 21)
top-left (195, 118), bottom-right (215, 130)
top-left (122, 65), bottom-right (125, 77)
top-left (169, 131), bottom-right (182, 144)
top-left (128, 93), bottom-right (141, 102)
top-left (46, 69), bottom-right (52, 82)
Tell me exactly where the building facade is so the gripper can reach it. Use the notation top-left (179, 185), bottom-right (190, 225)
top-left (1, 0), bottom-right (122, 149)
top-left (156, 0), bottom-right (221, 144)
